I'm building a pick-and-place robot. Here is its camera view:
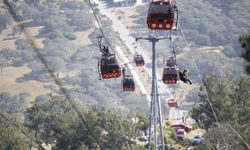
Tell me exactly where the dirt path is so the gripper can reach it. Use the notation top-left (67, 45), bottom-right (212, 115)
top-left (0, 24), bottom-right (45, 50)
top-left (0, 20), bottom-right (50, 102)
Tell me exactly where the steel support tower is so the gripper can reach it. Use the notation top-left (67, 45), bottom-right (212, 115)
top-left (136, 35), bottom-right (170, 150)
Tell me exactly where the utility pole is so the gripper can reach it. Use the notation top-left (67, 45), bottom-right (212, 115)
top-left (136, 35), bottom-right (170, 150)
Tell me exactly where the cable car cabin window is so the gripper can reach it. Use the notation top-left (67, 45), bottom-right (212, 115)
top-left (102, 64), bottom-right (119, 72)
top-left (101, 57), bottom-right (120, 71)
top-left (166, 59), bottom-right (176, 67)
top-left (135, 55), bottom-right (145, 66)
top-left (123, 78), bottom-right (134, 85)
top-left (163, 73), bottom-right (178, 79)
top-left (163, 68), bottom-right (178, 79)
top-left (123, 77), bottom-right (135, 90)
top-left (148, 2), bottom-right (174, 22)
top-left (135, 55), bottom-right (143, 60)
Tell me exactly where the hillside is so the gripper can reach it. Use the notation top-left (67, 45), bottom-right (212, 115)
top-left (0, 0), bottom-right (149, 113)
top-left (101, 0), bottom-right (249, 107)
top-left (131, 0), bottom-right (249, 76)
top-left (0, 0), bottom-right (249, 149)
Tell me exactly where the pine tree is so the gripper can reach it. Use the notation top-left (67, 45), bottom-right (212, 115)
top-left (239, 34), bottom-right (250, 74)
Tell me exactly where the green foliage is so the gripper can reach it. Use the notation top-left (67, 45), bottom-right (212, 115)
top-left (0, 0), bottom-right (149, 110)
top-left (134, 0), bottom-right (249, 59)
top-left (165, 120), bottom-right (171, 126)
top-left (21, 3), bottom-right (41, 20)
top-left (192, 123), bottom-right (198, 130)
top-left (64, 32), bottom-right (76, 40)
top-left (191, 75), bottom-right (250, 149)
top-left (195, 125), bottom-right (247, 150)
top-left (130, 144), bottom-right (145, 150)
top-left (0, 112), bottom-right (30, 150)
top-left (223, 46), bottom-right (238, 57)
top-left (66, 10), bottom-right (93, 31)
top-left (239, 33), bottom-right (250, 74)
top-left (0, 11), bottom-right (11, 33)
top-left (0, 92), bottom-right (29, 114)
top-left (25, 97), bottom-right (149, 149)
top-left (178, 0), bottom-right (244, 47)
top-left (163, 126), bottom-right (178, 149)
top-left (240, 34), bottom-right (250, 60)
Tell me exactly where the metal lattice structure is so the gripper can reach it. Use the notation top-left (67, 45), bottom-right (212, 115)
top-left (136, 34), bottom-right (171, 150)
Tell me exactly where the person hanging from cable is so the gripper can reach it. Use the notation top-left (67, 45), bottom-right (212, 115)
top-left (179, 69), bottom-right (192, 85)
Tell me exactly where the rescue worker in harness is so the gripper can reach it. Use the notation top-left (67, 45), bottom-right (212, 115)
top-left (179, 69), bottom-right (192, 85)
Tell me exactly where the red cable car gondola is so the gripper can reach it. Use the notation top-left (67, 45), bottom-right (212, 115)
top-left (122, 65), bottom-right (135, 91)
top-left (162, 56), bottom-right (179, 84)
top-left (122, 75), bottom-right (135, 91)
top-left (98, 54), bottom-right (121, 79)
top-left (162, 66), bottom-right (179, 84)
top-left (134, 54), bottom-right (145, 67)
top-left (147, 0), bottom-right (178, 30)
top-left (168, 99), bottom-right (178, 108)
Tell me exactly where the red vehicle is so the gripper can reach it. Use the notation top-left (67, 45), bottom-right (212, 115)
top-left (167, 99), bottom-right (178, 108)
top-left (170, 124), bottom-right (192, 132)
top-left (147, 0), bottom-right (178, 30)
top-left (134, 54), bottom-right (145, 67)
top-left (162, 66), bottom-right (179, 84)
top-left (98, 54), bottom-right (121, 79)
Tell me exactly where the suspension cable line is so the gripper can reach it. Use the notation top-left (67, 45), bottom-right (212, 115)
top-left (193, 103), bottom-right (250, 149)
top-left (0, 112), bottom-right (41, 147)
top-left (3, 0), bottom-right (101, 145)
top-left (86, 0), bottom-right (116, 54)
top-left (177, 22), bottom-right (234, 149)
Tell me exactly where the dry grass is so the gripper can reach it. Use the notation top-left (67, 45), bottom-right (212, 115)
top-left (0, 18), bottom-right (95, 104)
top-left (112, 6), bottom-right (139, 28)
top-left (0, 20), bottom-right (54, 103)
top-left (0, 66), bottom-right (54, 102)
top-left (0, 24), bottom-right (45, 50)
top-left (70, 28), bottom-right (95, 46)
